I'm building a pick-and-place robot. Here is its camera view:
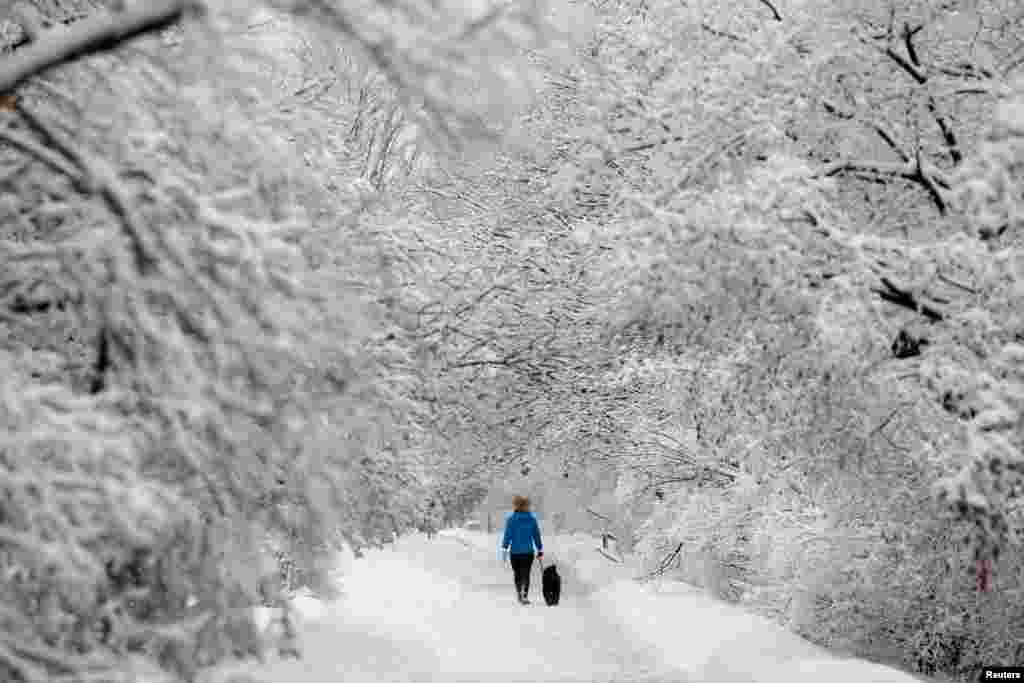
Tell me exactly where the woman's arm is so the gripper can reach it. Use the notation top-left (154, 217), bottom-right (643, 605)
top-left (501, 518), bottom-right (512, 549)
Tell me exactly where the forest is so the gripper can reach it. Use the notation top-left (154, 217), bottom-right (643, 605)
top-left (0, 0), bottom-right (1022, 681)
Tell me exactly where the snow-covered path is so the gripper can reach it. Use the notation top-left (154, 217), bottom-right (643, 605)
top-left (236, 531), bottom-right (687, 683)
top-left (209, 530), bottom-right (928, 683)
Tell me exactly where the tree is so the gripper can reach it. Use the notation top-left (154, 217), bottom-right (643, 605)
top-left (415, 0), bottom-right (1023, 676)
top-left (0, 0), bottom-right (557, 680)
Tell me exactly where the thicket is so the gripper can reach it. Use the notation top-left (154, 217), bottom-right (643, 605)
top-left (0, 0), bottom-right (546, 680)
top-left (396, 0), bottom-right (1024, 679)
top-left (513, 2), bottom-right (1024, 678)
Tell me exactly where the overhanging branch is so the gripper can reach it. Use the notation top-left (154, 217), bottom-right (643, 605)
top-left (871, 276), bottom-right (945, 322)
top-left (878, 28), bottom-right (963, 167)
top-left (0, 1), bottom-right (194, 95)
top-left (818, 158), bottom-right (949, 214)
top-left (758, 0), bottom-right (782, 21)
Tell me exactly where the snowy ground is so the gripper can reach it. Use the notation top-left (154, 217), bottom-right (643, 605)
top-left (205, 530), bottom-right (925, 683)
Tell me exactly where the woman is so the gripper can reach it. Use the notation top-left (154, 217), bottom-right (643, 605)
top-left (501, 495), bottom-right (543, 605)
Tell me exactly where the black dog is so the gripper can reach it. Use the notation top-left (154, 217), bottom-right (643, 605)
top-left (542, 564), bottom-right (561, 606)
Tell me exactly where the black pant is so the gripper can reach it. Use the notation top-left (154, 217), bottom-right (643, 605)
top-left (510, 552), bottom-right (534, 598)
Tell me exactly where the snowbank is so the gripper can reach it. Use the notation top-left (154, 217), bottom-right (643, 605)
top-left (590, 578), bottom-right (927, 682)
top-left (591, 579), bottom-right (822, 681)
top-left (775, 658), bottom-right (931, 682)
top-left (252, 587), bottom-right (329, 633)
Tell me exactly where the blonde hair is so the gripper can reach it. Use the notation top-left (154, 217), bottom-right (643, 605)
top-left (512, 495), bottom-right (530, 512)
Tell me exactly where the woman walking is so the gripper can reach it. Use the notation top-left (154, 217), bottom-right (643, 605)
top-left (501, 495), bottom-right (543, 605)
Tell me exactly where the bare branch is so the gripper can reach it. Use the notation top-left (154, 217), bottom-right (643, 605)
top-left (15, 102), bottom-right (158, 273)
top-left (416, 185), bottom-right (491, 212)
top-left (909, 145), bottom-right (949, 213)
top-left (622, 133), bottom-right (686, 154)
top-left (0, 1), bottom-right (194, 95)
top-left (884, 46), bottom-right (928, 84)
top-left (869, 403), bottom-right (914, 439)
top-left (757, 0), bottom-right (783, 22)
top-left (878, 33), bottom-right (963, 166)
top-left (902, 23), bottom-right (923, 67)
top-left (644, 542), bottom-right (683, 578)
top-left (819, 159), bottom-right (915, 178)
top-left (0, 126), bottom-right (83, 180)
top-left (936, 64), bottom-right (995, 80)
top-left (821, 98), bottom-right (909, 163)
top-left (446, 357), bottom-right (527, 370)
top-left (818, 157), bottom-right (949, 213)
top-left (937, 272), bottom-right (977, 295)
top-left (701, 23), bottom-right (743, 42)
top-left (871, 276), bottom-right (945, 322)
top-left (927, 98), bottom-right (961, 164)
top-left (89, 326), bottom-right (110, 394)
top-left (654, 130), bottom-right (748, 202)
top-left (933, 85), bottom-right (1004, 98)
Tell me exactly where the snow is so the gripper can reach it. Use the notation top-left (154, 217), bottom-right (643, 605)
top-left (204, 530), bottom-right (924, 683)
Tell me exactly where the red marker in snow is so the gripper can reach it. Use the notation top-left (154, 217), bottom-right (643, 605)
top-left (976, 559), bottom-right (991, 593)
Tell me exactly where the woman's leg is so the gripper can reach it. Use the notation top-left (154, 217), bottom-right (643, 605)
top-left (510, 553), bottom-right (531, 599)
top-left (520, 553), bottom-right (535, 599)
top-left (510, 554), bottom-right (524, 596)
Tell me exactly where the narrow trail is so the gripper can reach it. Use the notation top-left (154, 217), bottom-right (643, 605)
top-left (238, 532), bottom-right (689, 683)
top-left (211, 531), bottom-right (931, 683)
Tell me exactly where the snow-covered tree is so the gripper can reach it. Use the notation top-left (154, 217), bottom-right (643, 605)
top-left (0, 0), bottom-right (556, 680)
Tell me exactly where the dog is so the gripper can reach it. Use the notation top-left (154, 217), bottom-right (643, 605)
top-left (542, 563), bottom-right (561, 606)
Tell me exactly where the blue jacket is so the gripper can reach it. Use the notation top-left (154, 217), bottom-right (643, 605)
top-left (502, 511), bottom-right (543, 554)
